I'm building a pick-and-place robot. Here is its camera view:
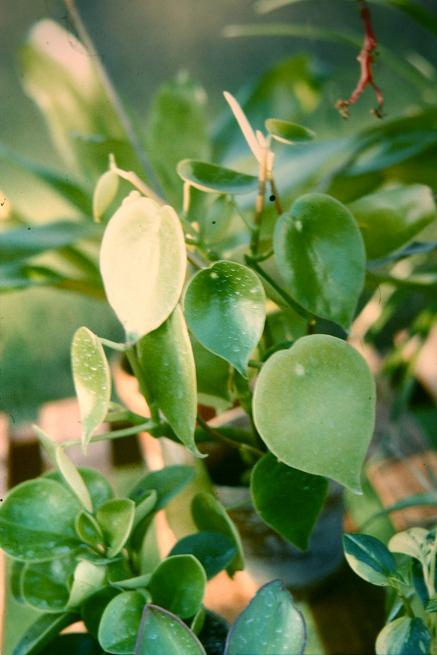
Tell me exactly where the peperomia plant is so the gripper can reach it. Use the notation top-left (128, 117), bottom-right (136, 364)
top-left (344, 528), bottom-right (437, 654)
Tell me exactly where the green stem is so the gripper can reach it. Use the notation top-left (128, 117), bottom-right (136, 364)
top-left (126, 348), bottom-right (160, 423)
top-left (63, 420), bottom-right (158, 448)
top-left (197, 415), bottom-right (264, 457)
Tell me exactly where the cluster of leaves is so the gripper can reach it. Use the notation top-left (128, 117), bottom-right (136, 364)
top-left (344, 528), bottom-right (437, 654)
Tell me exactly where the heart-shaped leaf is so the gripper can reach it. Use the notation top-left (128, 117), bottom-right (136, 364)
top-left (149, 555), bottom-right (206, 618)
top-left (137, 306), bottom-right (199, 456)
top-left (184, 261), bottom-right (265, 376)
top-left (343, 534), bottom-right (397, 586)
top-left (349, 184), bottom-right (436, 259)
top-left (100, 196), bottom-right (186, 342)
top-left (98, 591), bottom-right (145, 654)
top-left (22, 555), bottom-right (76, 611)
top-left (265, 118), bottom-right (315, 144)
top-left (375, 617), bottom-right (431, 655)
top-left (224, 580), bottom-right (306, 655)
top-left (169, 532), bottom-right (237, 579)
top-left (0, 479), bottom-right (80, 561)
top-left (251, 453), bottom-right (328, 550)
top-left (253, 334), bottom-right (375, 492)
top-left (274, 193), bottom-right (365, 329)
top-left (71, 326), bottom-right (111, 451)
top-left (55, 446), bottom-right (93, 512)
top-left (96, 499), bottom-right (136, 558)
top-left (191, 492), bottom-right (244, 575)
top-left (177, 160), bottom-right (258, 195)
top-left (136, 605), bottom-right (207, 655)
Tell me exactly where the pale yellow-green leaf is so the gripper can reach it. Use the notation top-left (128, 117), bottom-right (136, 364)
top-left (93, 171), bottom-right (119, 222)
top-left (55, 447), bottom-right (93, 512)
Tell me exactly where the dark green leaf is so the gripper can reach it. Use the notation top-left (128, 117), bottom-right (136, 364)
top-left (83, 587), bottom-right (120, 638)
top-left (169, 532), bottom-right (237, 579)
top-left (376, 617), bottom-right (431, 655)
top-left (136, 605), bottom-right (207, 655)
top-left (10, 560), bottom-right (26, 605)
top-left (253, 335), bottom-right (375, 492)
top-left (137, 306), bottom-right (199, 456)
top-left (129, 466), bottom-right (195, 510)
top-left (98, 591), bottom-right (145, 654)
top-left (184, 261), bottom-right (265, 376)
top-left (39, 633), bottom-right (105, 655)
top-left (177, 160), bottom-right (258, 195)
top-left (224, 580), bottom-right (306, 655)
top-left (265, 118), bottom-right (315, 144)
top-left (274, 193), bottom-right (365, 329)
top-left (343, 533), bottom-right (397, 586)
top-left (149, 554), bottom-right (206, 618)
top-left (21, 555), bottom-right (76, 611)
top-left (251, 453), bottom-right (328, 550)
top-left (12, 612), bottom-right (80, 655)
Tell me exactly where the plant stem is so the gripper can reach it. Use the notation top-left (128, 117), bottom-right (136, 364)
top-left (269, 176), bottom-right (284, 215)
top-left (126, 348), bottom-right (161, 423)
top-left (64, 0), bottom-right (162, 191)
top-left (63, 420), bottom-right (158, 448)
top-left (251, 134), bottom-right (269, 254)
top-left (197, 415), bottom-right (264, 457)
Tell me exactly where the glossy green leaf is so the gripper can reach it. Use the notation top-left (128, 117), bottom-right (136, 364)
top-left (96, 499), bottom-right (136, 558)
top-left (376, 617), bottom-right (431, 655)
top-left (191, 492), bottom-right (244, 575)
top-left (225, 580), bottom-right (306, 655)
top-left (184, 261), bottom-right (265, 376)
top-left (137, 306), bottom-right (199, 456)
top-left (169, 532), bottom-right (237, 579)
top-left (274, 193), bottom-right (365, 329)
top-left (22, 555), bottom-right (76, 611)
top-left (146, 75), bottom-right (210, 206)
top-left (136, 605), bottom-right (207, 655)
top-left (349, 185), bottom-right (436, 259)
top-left (83, 587), bottom-right (120, 638)
top-left (68, 559), bottom-right (107, 608)
top-left (98, 591), bottom-right (145, 654)
top-left (45, 466), bottom-right (114, 512)
top-left (388, 528), bottom-right (429, 562)
top-left (75, 511), bottom-right (104, 548)
top-left (251, 453), bottom-right (328, 550)
top-left (100, 196), bottom-right (186, 342)
top-left (149, 554), bottom-right (206, 618)
top-left (11, 612), bottom-right (80, 655)
top-left (93, 171), bottom-right (119, 222)
top-left (177, 160), bottom-right (258, 195)
top-left (71, 327), bottom-right (111, 450)
top-left (55, 446), bottom-right (93, 512)
top-left (253, 335), bottom-right (375, 492)
top-left (0, 479), bottom-right (80, 561)
top-left (344, 533), bottom-right (397, 586)
top-left (0, 221), bottom-right (100, 265)
top-left (265, 118), bottom-right (315, 144)
top-left (129, 466), bottom-right (195, 510)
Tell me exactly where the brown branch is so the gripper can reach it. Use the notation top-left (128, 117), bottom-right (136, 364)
top-left (336, 0), bottom-right (384, 118)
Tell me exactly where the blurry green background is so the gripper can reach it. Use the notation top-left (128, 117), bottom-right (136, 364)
top-left (1, 0), bottom-right (436, 421)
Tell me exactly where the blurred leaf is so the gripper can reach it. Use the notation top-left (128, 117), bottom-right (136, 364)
top-left (147, 75), bottom-right (210, 206)
top-left (251, 453), bottom-right (328, 550)
top-left (96, 499), bottom-right (136, 558)
top-left (10, 560), bottom-right (26, 605)
top-left (11, 612), bottom-right (80, 655)
top-left (93, 170), bottom-right (119, 221)
top-left (177, 160), bottom-right (258, 195)
top-left (98, 591), bottom-right (145, 654)
top-left (22, 555), bottom-right (76, 611)
top-left (224, 580), bottom-right (306, 655)
top-left (149, 555), bottom-right (206, 618)
top-left (376, 617), bottom-right (431, 655)
top-left (361, 491), bottom-right (437, 528)
top-left (343, 533), bottom-right (397, 586)
top-left (184, 261), bottom-right (265, 376)
top-left (388, 528), bottom-right (429, 562)
top-left (136, 605), bottom-right (207, 655)
top-left (253, 335), bottom-right (375, 492)
top-left (71, 326), bottom-right (111, 450)
top-left (169, 532), bottom-right (237, 579)
top-left (39, 633), bottom-right (104, 655)
top-left (100, 196), bottom-right (186, 342)
top-left (137, 306), bottom-right (199, 456)
top-left (265, 118), bottom-right (315, 144)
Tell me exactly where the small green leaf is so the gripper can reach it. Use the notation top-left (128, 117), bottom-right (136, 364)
top-left (388, 528), bottom-right (429, 562)
top-left (96, 499), bottom-right (136, 558)
top-left (225, 580), bottom-right (306, 655)
top-left (184, 261), bottom-right (265, 376)
top-left (71, 326), bottom-right (111, 450)
top-left (11, 612), bottom-right (80, 655)
top-left (0, 479), bottom-right (80, 561)
top-left (177, 160), bottom-right (258, 195)
top-left (75, 510), bottom-right (104, 548)
top-left (253, 335), bottom-right (375, 492)
top-left (136, 605), bottom-right (207, 655)
top-left (68, 560), bottom-right (106, 608)
top-left (129, 466), bottom-right (195, 510)
top-left (22, 555), bottom-right (76, 611)
top-left (375, 617), bottom-right (431, 655)
top-left (343, 533), bottom-right (397, 586)
top-left (137, 306), bottom-right (199, 456)
top-left (170, 532), bottom-right (237, 579)
top-left (349, 185), bottom-right (436, 259)
top-left (265, 118), bottom-right (315, 144)
top-left (44, 466), bottom-right (114, 512)
top-left (149, 554), bottom-right (206, 618)
top-left (274, 193), bottom-right (365, 329)
top-left (251, 453), bottom-right (328, 550)
top-left (98, 591), bottom-right (145, 654)
top-left (55, 446), bottom-right (93, 512)
top-left (100, 196), bottom-right (186, 342)
top-left (111, 573), bottom-right (151, 591)
top-left (191, 493), bottom-right (244, 575)
top-left (93, 170), bottom-right (119, 222)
